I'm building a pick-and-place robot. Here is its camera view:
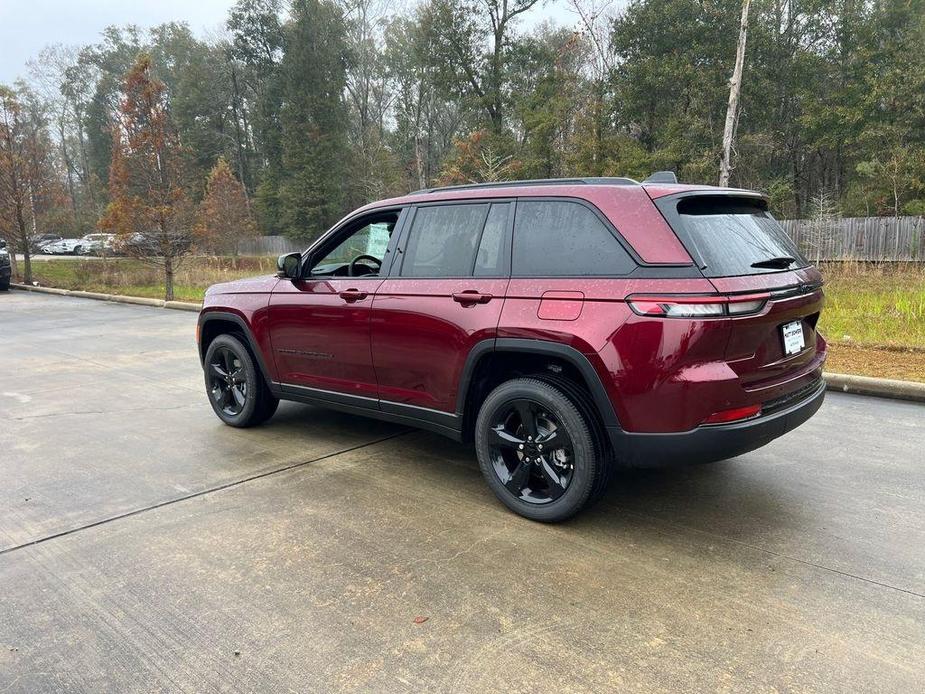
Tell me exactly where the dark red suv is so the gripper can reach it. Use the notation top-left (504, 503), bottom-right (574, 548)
top-left (198, 176), bottom-right (827, 521)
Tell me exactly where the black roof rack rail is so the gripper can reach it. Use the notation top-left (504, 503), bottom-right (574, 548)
top-left (409, 177), bottom-right (639, 195)
top-left (642, 171), bottom-right (678, 184)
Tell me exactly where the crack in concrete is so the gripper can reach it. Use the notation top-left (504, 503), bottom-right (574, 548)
top-left (5, 404), bottom-right (199, 421)
top-left (624, 509), bottom-right (925, 600)
top-left (0, 430), bottom-right (410, 558)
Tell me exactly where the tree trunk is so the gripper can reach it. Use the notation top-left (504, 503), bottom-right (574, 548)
top-left (15, 200), bottom-right (32, 284)
top-left (164, 256), bottom-right (175, 302)
top-left (719, 0), bottom-right (751, 187)
top-left (22, 249), bottom-right (32, 285)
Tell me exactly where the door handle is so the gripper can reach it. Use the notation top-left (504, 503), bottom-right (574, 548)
top-left (339, 289), bottom-right (368, 302)
top-left (452, 290), bottom-right (493, 305)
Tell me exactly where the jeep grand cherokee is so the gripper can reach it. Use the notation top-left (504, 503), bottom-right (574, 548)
top-left (197, 176), bottom-right (826, 521)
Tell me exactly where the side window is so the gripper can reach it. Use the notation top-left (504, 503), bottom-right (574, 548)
top-left (401, 204), bottom-right (489, 277)
top-left (512, 201), bottom-right (635, 276)
top-left (474, 203), bottom-right (511, 276)
top-left (310, 212), bottom-right (399, 276)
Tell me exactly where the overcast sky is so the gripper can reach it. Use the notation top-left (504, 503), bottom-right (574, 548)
top-left (0, 0), bottom-right (582, 86)
top-left (0, 0), bottom-right (235, 85)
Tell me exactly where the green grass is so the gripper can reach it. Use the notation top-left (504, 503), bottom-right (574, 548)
top-left (818, 263), bottom-right (925, 349)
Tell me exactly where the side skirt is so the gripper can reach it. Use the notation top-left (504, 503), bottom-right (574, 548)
top-left (275, 383), bottom-right (464, 442)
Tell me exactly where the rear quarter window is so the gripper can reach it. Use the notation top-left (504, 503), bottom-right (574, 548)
top-left (513, 200), bottom-right (635, 276)
top-left (671, 196), bottom-right (808, 277)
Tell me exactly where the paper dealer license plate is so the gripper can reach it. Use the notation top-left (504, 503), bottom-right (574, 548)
top-left (782, 320), bottom-right (805, 355)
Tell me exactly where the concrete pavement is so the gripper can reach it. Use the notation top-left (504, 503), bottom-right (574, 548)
top-left (1, 290), bottom-right (923, 692)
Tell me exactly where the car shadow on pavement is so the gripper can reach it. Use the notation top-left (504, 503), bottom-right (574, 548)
top-left (325, 419), bottom-right (796, 543)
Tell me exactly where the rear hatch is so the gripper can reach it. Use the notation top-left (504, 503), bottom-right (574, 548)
top-left (653, 193), bottom-right (826, 402)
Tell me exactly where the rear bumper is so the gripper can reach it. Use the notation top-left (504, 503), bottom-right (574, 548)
top-left (609, 379), bottom-right (825, 468)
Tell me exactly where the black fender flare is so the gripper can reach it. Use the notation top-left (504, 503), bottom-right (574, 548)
top-left (455, 337), bottom-right (623, 432)
top-left (198, 311), bottom-right (278, 395)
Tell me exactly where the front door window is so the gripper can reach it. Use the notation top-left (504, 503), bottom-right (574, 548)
top-left (311, 214), bottom-right (398, 277)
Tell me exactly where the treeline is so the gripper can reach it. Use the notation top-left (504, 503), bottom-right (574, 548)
top-left (2, 0), bottom-right (924, 248)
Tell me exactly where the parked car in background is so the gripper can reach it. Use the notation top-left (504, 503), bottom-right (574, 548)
top-left (113, 232), bottom-right (156, 256)
top-left (31, 233), bottom-right (63, 252)
top-left (197, 175), bottom-right (827, 522)
top-left (79, 233), bottom-right (117, 256)
top-left (42, 238), bottom-right (85, 255)
top-left (0, 238), bottom-right (10, 290)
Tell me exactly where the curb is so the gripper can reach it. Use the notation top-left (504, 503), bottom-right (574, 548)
top-left (823, 372), bottom-right (925, 404)
top-left (10, 283), bottom-right (200, 313)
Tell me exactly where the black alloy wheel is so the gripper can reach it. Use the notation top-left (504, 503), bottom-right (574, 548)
top-left (203, 333), bottom-right (279, 427)
top-left (487, 399), bottom-right (575, 504)
top-left (475, 378), bottom-right (604, 522)
top-left (208, 346), bottom-right (249, 417)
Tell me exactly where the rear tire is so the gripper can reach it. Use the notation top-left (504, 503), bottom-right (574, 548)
top-left (203, 334), bottom-right (278, 427)
top-left (475, 378), bottom-right (604, 522)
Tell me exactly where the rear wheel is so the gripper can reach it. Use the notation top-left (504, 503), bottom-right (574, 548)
top-left (203, 334), bottom-right (278, 427)
top-left (475, 378), bottom-right (604, 522)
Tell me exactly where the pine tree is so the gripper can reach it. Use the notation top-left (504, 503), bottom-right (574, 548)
top-left (197, 158), bottom-right (258, 255)
top-left (99, 54), bottom-right (194, 301)
top-left (274, 0), bottom-right (350, 242)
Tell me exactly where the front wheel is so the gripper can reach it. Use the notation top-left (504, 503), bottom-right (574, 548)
top-left (203, 334), bottom-right (278, 427)
top-left (475, 378), bottom-right (606, 522)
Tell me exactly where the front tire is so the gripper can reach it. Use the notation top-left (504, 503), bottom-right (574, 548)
top-left (203, 334), bottom-right (278, 427)
top-left (475, 378), bottom-right (605, 522)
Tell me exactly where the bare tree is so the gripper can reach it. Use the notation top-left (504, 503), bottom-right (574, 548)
top-left (568, 0), bottom-right (617, 171)
top-left (719, 0), bottom-right (750, 187)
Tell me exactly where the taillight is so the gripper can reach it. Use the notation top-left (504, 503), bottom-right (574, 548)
top-left (627, 293), bottom-right (769, 318)
top-left (702, 403), bottom-right (762, 425)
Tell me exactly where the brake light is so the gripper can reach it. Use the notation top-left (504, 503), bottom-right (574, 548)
top-left (702, 404), bottom-right (762, 425)
top-left (627, 293), bottom-right (769, 318)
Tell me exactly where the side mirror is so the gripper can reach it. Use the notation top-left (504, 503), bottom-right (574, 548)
top-left (277, 252), bottom-right (303, 279)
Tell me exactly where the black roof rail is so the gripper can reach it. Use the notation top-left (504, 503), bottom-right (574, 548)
top-left (409, 177), bottom-right (639, 195)
top-left (642, 171), bottom-right (678, 184)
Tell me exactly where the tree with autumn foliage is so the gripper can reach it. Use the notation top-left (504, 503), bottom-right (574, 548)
top-left (100, 54), bottom-right (195, 301)
top-left (438, 130), bottom-right (521, 184)
top-left (196, 157), bottom-right (258, 255)
top-left (0, 84), bottom-right (57, 285)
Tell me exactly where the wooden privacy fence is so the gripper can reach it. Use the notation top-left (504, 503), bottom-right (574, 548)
top-left (236, 235), bottom-right (303, 256)
top-left (780, 216), bottom-right (925, 261)
top-left (238, 216), bottom-right (925, 262)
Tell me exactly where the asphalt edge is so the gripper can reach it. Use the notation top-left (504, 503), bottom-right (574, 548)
top-left (8, 282), bottom-right (925, 403)
top-left (10, 282), bottom-right (201, 312)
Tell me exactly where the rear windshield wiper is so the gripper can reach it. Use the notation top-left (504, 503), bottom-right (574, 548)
top-left (750, 256), bottom-right (795, 269)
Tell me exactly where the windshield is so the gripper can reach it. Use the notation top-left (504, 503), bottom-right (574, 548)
top-left (674, 197), bottom-right (808, 277)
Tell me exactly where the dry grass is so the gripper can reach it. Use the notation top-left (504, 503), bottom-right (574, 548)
top-left (817, 261), bottom-right (925, 350)
top-left (816, 262), bottom-right (925, 382)
top-left (29, 256), bottom-right (277, 303)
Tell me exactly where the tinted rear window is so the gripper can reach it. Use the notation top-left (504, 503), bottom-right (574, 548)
top-left (674, 197), bottom-right (807, 277)
top-left (513, 201), bottom-right (635, 276)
